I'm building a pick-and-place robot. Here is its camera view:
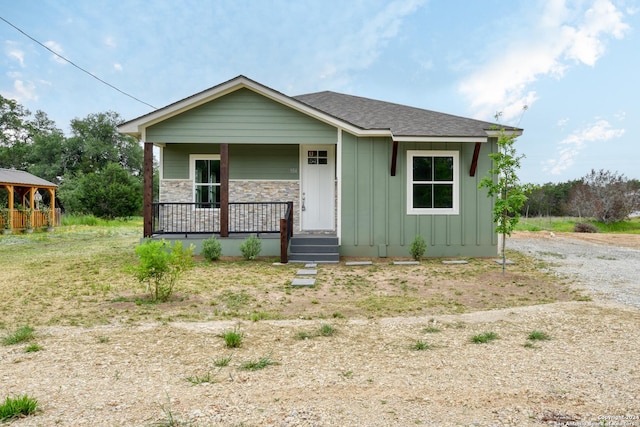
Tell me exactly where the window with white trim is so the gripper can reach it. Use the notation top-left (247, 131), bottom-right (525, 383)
top-left (190, 154), bottom-right (220, 208)
top-left (407, 150), bottom-right (459, 215)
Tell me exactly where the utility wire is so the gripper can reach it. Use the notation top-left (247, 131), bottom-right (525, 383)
top-left (0, 15), bottom-right (158, 110)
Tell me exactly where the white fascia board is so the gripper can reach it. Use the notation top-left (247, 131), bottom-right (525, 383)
top-left (393, 136), bottom-right (487, 143)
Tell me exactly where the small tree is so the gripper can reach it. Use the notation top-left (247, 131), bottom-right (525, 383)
top-left (134, 239), bottom-right (194, 301)
top-left (479, 112), bottom-right (528, 274)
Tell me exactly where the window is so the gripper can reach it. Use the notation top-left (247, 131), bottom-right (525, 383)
top-left (190, 155), bottom-right (220, 208)
top-left (407, 150), bottom-right (459, 215)
top-left (307, 150), bottom-right (328, 165)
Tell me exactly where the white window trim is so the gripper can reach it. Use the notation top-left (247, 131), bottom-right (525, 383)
top-left (406, 150), bottom-right (459, 215)
top-left (189, 154), bottom-right (221, 208)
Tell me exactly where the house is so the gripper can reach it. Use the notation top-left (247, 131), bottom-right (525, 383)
top-left (0, 168), bottom-right (58, 231)
top-left (118, 75), bottom-right (521, 261)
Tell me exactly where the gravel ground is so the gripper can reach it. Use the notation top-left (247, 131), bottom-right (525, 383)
top-left (508, 233), bottom-right (640, 308)
top-left (3, 234), bottom-right (640, 426)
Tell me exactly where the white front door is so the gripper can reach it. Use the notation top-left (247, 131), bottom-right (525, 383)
top-left (301, 145), bottom-right (335, 230)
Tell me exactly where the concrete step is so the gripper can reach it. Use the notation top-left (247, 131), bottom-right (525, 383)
top-left (289, 234), bottom-right (339, 263)
top-left (288, 252), bottom-right (339, 263)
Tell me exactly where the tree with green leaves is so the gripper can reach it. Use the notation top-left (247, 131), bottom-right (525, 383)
top-left (479, 112), bottom-right (528, 274)
top-left (58, 162), bottom-right (143, 218)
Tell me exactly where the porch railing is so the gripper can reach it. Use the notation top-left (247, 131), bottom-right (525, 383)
top-left (151, 202), bottom-right (293, 235)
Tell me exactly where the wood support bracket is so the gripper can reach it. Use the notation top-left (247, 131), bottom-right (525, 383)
top-left (469, 142), bottom-right (482, 177)
top-left (390, 140), bottom-right (398, 176)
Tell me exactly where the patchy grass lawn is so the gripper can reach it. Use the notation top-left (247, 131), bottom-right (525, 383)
top-left (516, 216), bottom-right (640, 234)
top-left (0, 223), bottom-right (587, 329)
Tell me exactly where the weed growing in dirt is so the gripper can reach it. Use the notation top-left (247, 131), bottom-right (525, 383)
top-left (528, 330), bottom-right (551, 341)
top-left (239, 355), bottom-right (277, 371)
top-left (295, 331), bottom-right (314, 340)
top-left (186, 372), bottom-right (214, 384)
top-left (212, 355), bottom-right (232, 367)
top-left (411, 340), bottom-right (432, 350)
top-left (2, 325), bottom-right (35, 345)
top-left (471, 332), bottom-right (499, 344)
top-left (296, 324), bottom-right (337, 340)
top-left (155, 394), bottom-right (183, 427)
top-left (97, 336), bottom-right (110, 343)
top-left (318, 324), bottom-right (337, 336)
top-left (24, 343), bottom-right (42, 353)
top-left (0, 394), bottom-right (39, 421)
top-left (221, 328), bottom-right (243, 348)
top-left (423, 326), bottom-right (441, 333)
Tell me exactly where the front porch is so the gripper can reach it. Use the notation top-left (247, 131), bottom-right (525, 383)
top-left (150, 200), bottom-right (295, 262)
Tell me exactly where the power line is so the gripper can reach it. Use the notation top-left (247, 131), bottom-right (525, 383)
top-left (0, 15), bottom-right (158, 110)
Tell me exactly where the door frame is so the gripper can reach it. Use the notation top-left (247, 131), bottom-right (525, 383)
top-left (299, 144), bottom-right (336, 231)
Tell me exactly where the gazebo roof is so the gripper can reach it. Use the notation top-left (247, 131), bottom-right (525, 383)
top-left (0, 168), bottom-right (58, 188)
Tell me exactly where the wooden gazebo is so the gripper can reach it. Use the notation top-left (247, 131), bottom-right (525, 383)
top-left (0, 168), bottom-right (57, 231)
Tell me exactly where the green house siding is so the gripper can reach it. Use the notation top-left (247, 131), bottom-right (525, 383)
top-left (340, 135), bottom-right (497, 257)
top-left (163, 144), bottom-right (300, 180)
top-left (147, 88), bottom-right (337, 144)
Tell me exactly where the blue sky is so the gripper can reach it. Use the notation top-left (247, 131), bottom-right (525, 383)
top-left (1, 0), bottom-right (638, 184)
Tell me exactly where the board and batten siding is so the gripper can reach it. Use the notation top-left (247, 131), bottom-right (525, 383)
top-left (163, 144), bottom-right (299, 180)
top-left (146, 88), bottom-right (337, 145)
top-left (339, 134), bottom-right (497, 257)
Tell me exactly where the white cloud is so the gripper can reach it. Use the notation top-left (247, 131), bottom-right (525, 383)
top-left (7, 48), bottom-right (25, 67)
top-left (544, 119), bottom-right (625, 175)
top-left (313, 0), bottom-right (426, 83)
top-left (104, 36), bottom-right (117, 49)
top-left (557, 118), bottom-right (570, 127)
top-left (114, 63), bottom-right (123, 71)
top-left (44, 40), bottom-right (67, 64)
top-left (6, 80), bottom-right (38, 102)
top-left (458, 0), bottom-right (629, 122)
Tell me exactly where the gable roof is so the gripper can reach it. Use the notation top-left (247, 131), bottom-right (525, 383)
top-left (118, 75), bottom-right (521, 141)
top-left (0, 168), bottom-right (58, 188)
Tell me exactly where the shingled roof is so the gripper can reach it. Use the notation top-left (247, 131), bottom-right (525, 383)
top-left (0, 168), bottom-right (58, 188)
top-left (119, 75), bottom-right (520, 140)
top-left (293, 91), bottom-right (505, 138)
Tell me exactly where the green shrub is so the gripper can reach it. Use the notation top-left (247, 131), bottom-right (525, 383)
top-left (409, 235), bottom-right (427, 260)
top-left (574, 222), bottom-right (598, 233)
top-left (134, 239), bottom-right (194, 302)
top-left (202, 235), bottom-right (222, 261)
top-left (0, 394), bottom-right (39, 421)
top-left (240, 235), bottom-right (262, 260)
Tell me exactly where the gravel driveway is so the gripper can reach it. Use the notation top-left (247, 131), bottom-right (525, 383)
top-left (508, 234), bottom-right (640, 309)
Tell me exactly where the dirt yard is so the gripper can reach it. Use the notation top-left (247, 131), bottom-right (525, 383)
top-left (2, 231), bottom-right (639, 426)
